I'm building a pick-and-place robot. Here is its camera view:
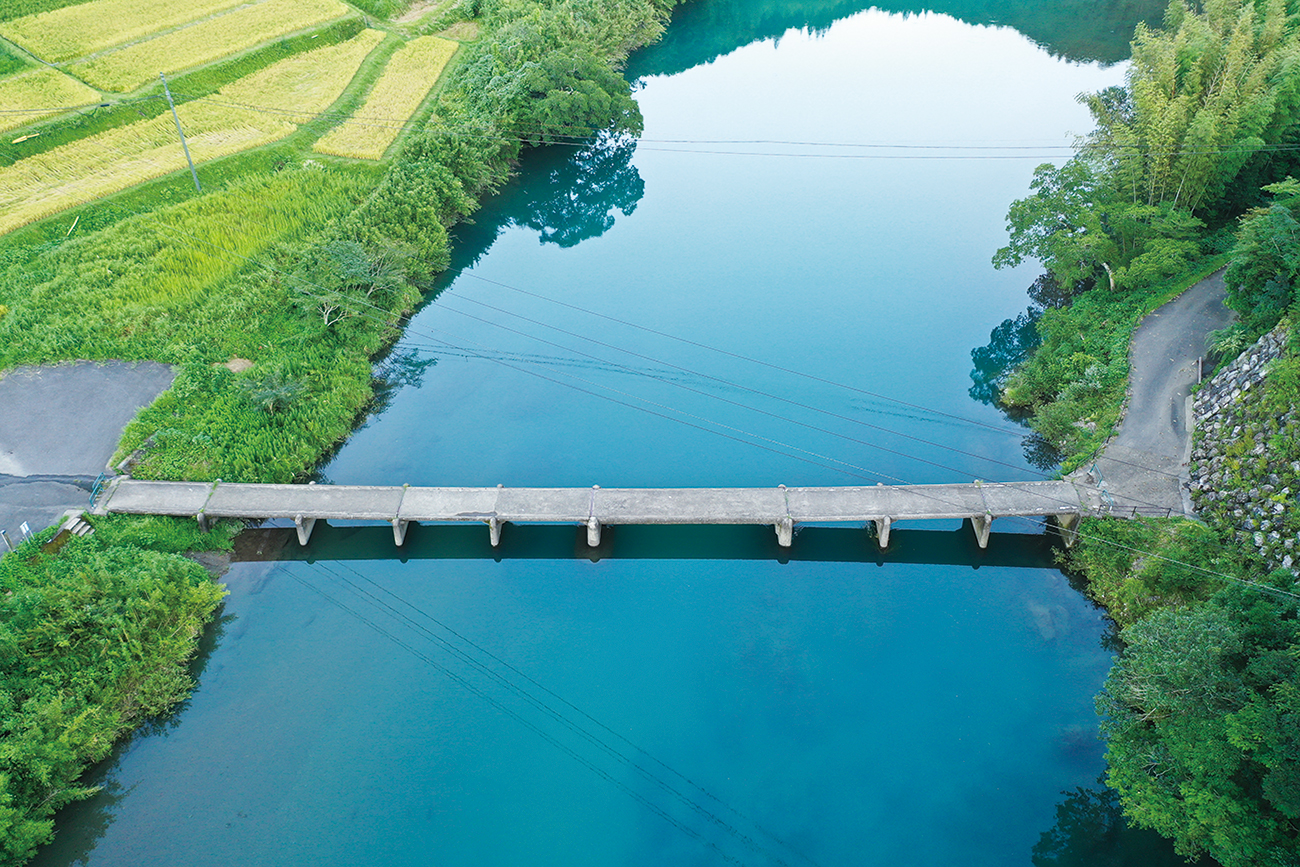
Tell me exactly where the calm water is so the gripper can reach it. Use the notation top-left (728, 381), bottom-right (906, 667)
top-left (37, 4), bottom-right (1189, 865)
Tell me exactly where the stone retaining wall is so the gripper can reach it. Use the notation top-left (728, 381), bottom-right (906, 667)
top-left (1188, 325), bottom-right (1299, 576)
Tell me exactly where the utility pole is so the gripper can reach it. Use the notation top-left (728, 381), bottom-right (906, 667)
top-left (160, 72), bottom-right (200, 192)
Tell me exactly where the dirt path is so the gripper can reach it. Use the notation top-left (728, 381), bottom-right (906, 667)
top-left (1076, 269), bottom-right (1233, 517)
top-left (0, 361), bottom-right (174, 547)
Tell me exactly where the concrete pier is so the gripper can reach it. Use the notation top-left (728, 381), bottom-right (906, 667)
top-left (92, 478), bottom-right (1104, 551)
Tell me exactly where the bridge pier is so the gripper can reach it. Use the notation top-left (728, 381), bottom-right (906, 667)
top-left (1054, 512), bottom-right (1080, 548)
top-left (587, 518), bottom-right (602, 547)
top-left (970, 513), bottom-right (992, 549)
top-left (489, 517), bottom-right (503, 547)
top-left (392, 518), bottom-right (409, 546)
top-left (196, 510), bottom-right (209, 533)
top-left (775, 517), bottom-right (793, 547)
top-left (294, 514), bottom-right (316, 546)
top-left (873, 517), bottom-right (892, 549)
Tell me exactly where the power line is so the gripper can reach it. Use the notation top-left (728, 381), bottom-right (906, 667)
top-left (312, 558), bottom-right (820, 867)
top-left (275, 563), bottom-right (756, 866)
top-left (459, 273), bottom-right (1027, 439)
top-left (140, 217), bottom-right (1300, 602)
top-left (17, 88), bottom-right (1300, 162)
top-left (455, 272), bottom-right (1190, 486)
top-left (164, 91), bottom-right (1300, 159)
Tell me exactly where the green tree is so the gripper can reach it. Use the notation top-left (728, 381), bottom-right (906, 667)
top-left (1083, 0), bottom-right (1290, 215)
top-left (1098, 586), bottom-right (1300, 867)
top-left (291, 240), bottom-right (407, 326)
top-left (450, 0), bottom-right (671, 144)
top-left (994, 160), bottom-right (1122, 290)
top-left (1225, 177), bottom-right (1300, 331)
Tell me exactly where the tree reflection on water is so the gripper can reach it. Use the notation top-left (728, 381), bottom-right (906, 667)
top-left (1033, 778), bottom-right (1214, 867)
top-left (503, 132), bottom-right (644, 248)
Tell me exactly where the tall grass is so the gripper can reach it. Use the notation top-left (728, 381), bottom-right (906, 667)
top-left (0, 29), bottom-right (384, 235)
top-left (313, 35), bottom-right (457, 160)
top-left (0, 164), bottom-right (412, 483)
top-left (0, 67), bottom-right (100, 133)
top-left (0, 0), bottom-right (247, 63)
top-left (0, 166), bottom-right (376, 359)
top-left (70, 0), bottom-right (354, 92)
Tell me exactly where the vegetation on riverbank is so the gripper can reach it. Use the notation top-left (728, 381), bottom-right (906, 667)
top-left (986, 1), bottom-right (1300, 863)
top-left (0, 520), bottom-right (234, 866)
top-left (0, 0), bottom-right (681, 860)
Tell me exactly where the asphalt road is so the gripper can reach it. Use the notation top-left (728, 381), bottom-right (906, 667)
top-left (0, 361), bottom-right (174, 547)
top-left (1084, 270), bottom-right (1234, 516)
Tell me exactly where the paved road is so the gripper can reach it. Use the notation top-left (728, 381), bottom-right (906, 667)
top-left (0, 361), bottom-right (174, 546)
top-left (1081, 270), bottom-right (1234, 516)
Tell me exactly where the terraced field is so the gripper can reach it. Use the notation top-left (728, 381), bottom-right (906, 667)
top-left (313, 34), bottom-right (458, 159)
top-left (70, 0), bottom-right (355, 92)
top-left (0, 28), bottom-right (385, 234)
top-left (0, 0), bottom-right (248, 63)
top-left (0, 66), bottom-right (100, 133)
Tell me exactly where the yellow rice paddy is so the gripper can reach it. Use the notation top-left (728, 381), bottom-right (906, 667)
top-left (0, 29), bottom-right (385, 235)
top-left (0, 0), bottom-right (248, 63)
top-left (313, 35), bottom-right (457, 160)
top-left (0, 67), bottom-right (102, 134)
top-left (71, 0), bottom-right (354, 92)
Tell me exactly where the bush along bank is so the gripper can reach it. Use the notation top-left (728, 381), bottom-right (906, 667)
top-left (1053, 321), bottom-right (1300, 867)
top-left (0, 517), bottom-right (236, 867)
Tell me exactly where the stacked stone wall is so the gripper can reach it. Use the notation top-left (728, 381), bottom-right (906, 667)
top-left (1188, 325), bottom-right (1299, 576)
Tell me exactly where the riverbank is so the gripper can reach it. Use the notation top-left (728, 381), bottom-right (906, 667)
top-left (1003, 262), bottom-right (1299, 867)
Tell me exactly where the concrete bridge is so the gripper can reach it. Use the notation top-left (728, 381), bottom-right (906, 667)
top-left (91, 477), bottom-right (1104, 549)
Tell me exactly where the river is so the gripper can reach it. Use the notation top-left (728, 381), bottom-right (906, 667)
top-left (35, 2), bottom-right (1192, 865)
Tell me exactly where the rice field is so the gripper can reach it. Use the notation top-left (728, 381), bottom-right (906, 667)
top-left (313, 35), bottom-right (456, 160)
top-left (0, 67), bottom-right (100, 133)
top-left (71, 0), bottom-right (353, 92)
top-left (0, 0), bottom-right (248, 63)
top-left (0, 29), bottom-right (384, 235)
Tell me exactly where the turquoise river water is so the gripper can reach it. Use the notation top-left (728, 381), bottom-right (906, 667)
top-left (36, 2), bottom-right (1198, 865)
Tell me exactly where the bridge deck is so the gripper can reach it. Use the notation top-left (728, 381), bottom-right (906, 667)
top-left (92, 478), bottom-right (1101, 549)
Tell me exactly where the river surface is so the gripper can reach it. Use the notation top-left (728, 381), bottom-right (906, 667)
top-left (37, 3), bottom-right (1191, 865)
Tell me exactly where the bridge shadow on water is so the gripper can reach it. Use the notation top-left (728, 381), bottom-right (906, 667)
top-left (234, 521), bottom-right (1065, 569)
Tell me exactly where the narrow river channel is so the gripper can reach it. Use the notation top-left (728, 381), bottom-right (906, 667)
top-left (36, 2), bottom-right (1196, 865)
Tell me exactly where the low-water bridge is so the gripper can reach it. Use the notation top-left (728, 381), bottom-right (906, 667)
top-left (91, 478), bottom-right (1104, 549)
